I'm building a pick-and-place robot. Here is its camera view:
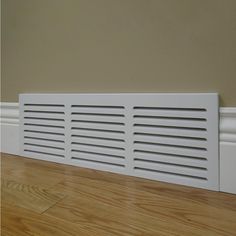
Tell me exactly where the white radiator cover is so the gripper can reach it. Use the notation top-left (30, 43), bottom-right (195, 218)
top-left (19, 93), bottom-right (219, 190)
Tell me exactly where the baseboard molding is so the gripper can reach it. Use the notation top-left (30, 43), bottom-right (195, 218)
top-left (1, 102), bottom-right (235, 193)
top-left (220, 108), bottom-right (236, 143)
top-left (220, 108), bottom-right (236, 194)
top-left (0, 103), bottom-right (20, 155)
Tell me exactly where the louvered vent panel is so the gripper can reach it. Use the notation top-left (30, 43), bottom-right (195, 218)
top-left (22, 103), bottom-right (66, 160)
top-left (20, 93), bottom-right (219, 190)
top-left (70, 105), bottom-right (126, 173)
top-left (132, 107), bottom-right (209, 187)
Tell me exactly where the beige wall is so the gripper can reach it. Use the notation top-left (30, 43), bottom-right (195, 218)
top-left (1, 0), bottom-right (236, 106)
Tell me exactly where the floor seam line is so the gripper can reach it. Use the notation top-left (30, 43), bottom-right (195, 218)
top-left (40, 195), bottom-right (67, 215)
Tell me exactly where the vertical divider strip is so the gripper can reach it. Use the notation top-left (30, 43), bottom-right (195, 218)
top-left (64, 101), bottom-right (72, 163)
top-left (124, 104), bottom-right (134, 175)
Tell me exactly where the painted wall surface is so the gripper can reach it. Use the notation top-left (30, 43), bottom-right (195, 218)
top-left (1, 0), bottom-right (236, 106)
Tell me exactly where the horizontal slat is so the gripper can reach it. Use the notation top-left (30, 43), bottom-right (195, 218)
top-left (24, 125), bottom-right (65, 133)
top-left (24, 138), bottom-right (65, 148)
top-left (134, 151), bottom-right (207, 168)
top-left (23, 118), bottom-right (65, 126)
top-left (71, 127), bottom-right (125, 134)
top-left (133, 109), bottom-right (207, 119)
top-left (24, 105), bottom-right (65, 112)
top-left (71, 122), bottom-right (125, 132)
top-left (133, 168), bottom-right (208, 186)
top-left (71, 113), bottom-right (124, 118)
top-left (134, 143), bottom-right (207, 159)
top-left (71, 136), bottom-right (125, 149)
top-left (70, 158), bottom-right (125, 173)
top-left (71, 151), bottom-right (125, 165)
top-left (23, 112), bottom-right (65, 119)
top-left (24, 144), bottom-right (65, 156)
top-left (71, 129), bottom-right (125, 140)
top-left (24, 131), bottom-right (65, 142)
top-left (71, 107), bottom-right (124, 115)
top-left (134, 117), bottom-right (207, 129)
top-left (133, 126), bottom-right (207, 139)
top-left (71, 115), bottom-right (125, 123)
top-left (71, 105), bottom-right (124, 109)
top-left (134, 160), bottom-right (207, 178)
top-left (134, 134), bottom-right (207, 149)
top-left (72, 134), bottom-right (124, 142)
top-left (133, 107), bottom-right (206, 111)
top-left (71, 143), bottom-right (125, 157)
top-left (24, 150), bottom-right (64, 158)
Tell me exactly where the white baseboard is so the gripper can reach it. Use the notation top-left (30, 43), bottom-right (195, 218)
top-left (1, 102), bottom-right (236, 194)
top-left (0, 103), bottom-right (20, 155)
top-left (220, 108), bottom-right (236, 194)
top-left (220, 143), bottom-right (236, 194)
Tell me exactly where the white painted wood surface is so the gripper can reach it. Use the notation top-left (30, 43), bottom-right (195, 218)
top-left (220, 108), bottom-right (236, 194)
top-left (19, 93), bottom-right (219, 190)
top-left (0, 103), bottom-right (20, 155)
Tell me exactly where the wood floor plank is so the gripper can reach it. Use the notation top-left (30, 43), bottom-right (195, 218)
top-left (51, 164), bottom-right (236, 212)
top-left (44, 188), bottom-right (225, 236)
top-left (4, 154), bottom-right (235, 211)
top-left (1, 153), bottom-right (236, 236)
top-left (1, 154), bottom-right (65, 188)
top-left (2, 179), bottom-right (65, 214)
top-left (1, 168), bottom-right (63, 189)
top-left (45, 196), bottom-right (163, 236)
top-left (48, 178), bottom-right (236, 236)
top-left (1, 203), bottom-right (94, 236)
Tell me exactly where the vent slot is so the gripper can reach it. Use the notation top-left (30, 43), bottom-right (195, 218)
top-left (71, 144), bottom-right (125, 157)
top-left (134, 167), bottom-right (208, 181)
top-left (24, 104), bottom-right (64, 107)
top-left (134, 159), bottom-right (207, 177)
top-left (72, 127), bottom-right (125, 134)
top-left (24, 117), bottom-right (64, 121)
top-left (134, 124), bottom-right (207, 131)
top-left (71, 157), bottom-right (125, 168)
top-left (24, 110), bottom-right (65, 114)
top-left (134, 158), bottom-right (207, 170)
top-left (133, 132), bottom-right (206, 141)
top-left (134, 149), bottom-right (207, 160)
top-left (71, 105), bottom-right (124, 109)
top-left (24, 130), bottom-right (65, 136)
top-left (72, 135), bottom-right (125, 142)
top-left (24, 143), bottom-right (65, 156)
top-left (24, 136), bottom-right (64, 143)
top-left (72, 150), bottom-right (125, 159)
top-left (72, 142), bottom-right (125, 151)
top-left (134, 142), bottom-right (207, 159)
top-left (24, 143), bottom-right (64, 150)
top-left (20, 93), bottom-right (218, 190)
top-left (133, 107), bottom-right (206, 111)
top-left (24, 124), bottom-right (65, 129)
top-left (24, 150), bottom-right (64, 158)
top-left (71, 112), bottom-right (124, 117)
top-left (71, 129), bottom-right (125, 140)
top-left (72, 120), bottom-right (125, 126)
top-left (134, 141), bottom-right (207, 151)
top-left (134, 115), bottom-right (206, 121)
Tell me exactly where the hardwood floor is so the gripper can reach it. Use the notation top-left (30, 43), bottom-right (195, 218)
top-left (1, 153), bottom-right (236, 236)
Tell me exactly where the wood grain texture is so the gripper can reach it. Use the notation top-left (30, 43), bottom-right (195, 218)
top-left (48, 179), bottom-right (236, 236)
top-left (2, 203), bottom-right (93, 236)
top-left (1, 153), bottom-right (236, 236)
top-left (2, 179), bottom-right (65, 213)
